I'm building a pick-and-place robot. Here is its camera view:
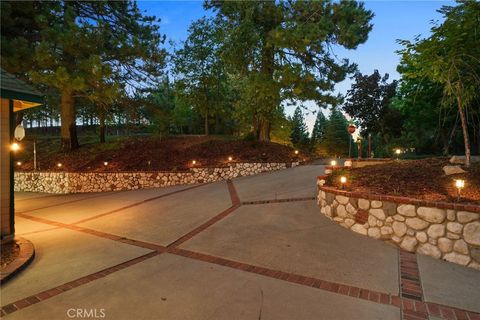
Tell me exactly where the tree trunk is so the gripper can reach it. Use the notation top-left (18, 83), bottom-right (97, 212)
top-left (257, 119), bottom-right (270, 142)
top-left (204, 111), bottom-right (209, 135)
top-left (60, 90), bottom-right (79, 151)
top-left (457, 96), bottom-right (471, 167)
top-left (99, 108), bottom-right (106, 143)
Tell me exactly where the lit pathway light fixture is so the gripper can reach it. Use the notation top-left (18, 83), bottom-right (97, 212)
top-left (340, 176), bottom-right (347, 190)
top-left (395, 148), bottom-right (401, 160)
top-left (455, 179), bottom-right (465, 202)
top-left (330, 160), bottom-right (337, 167)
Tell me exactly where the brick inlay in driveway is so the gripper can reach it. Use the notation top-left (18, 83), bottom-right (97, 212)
top-left (6, 169), bottom-right (480, 320)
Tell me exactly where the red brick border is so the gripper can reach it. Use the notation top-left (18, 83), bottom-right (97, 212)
top-left (399, 251), bottom-right (424, 301)
top-left (0, 251), bottom-right (159, 317)
top-left (167, 205), bottom-right (240, 248)
top-left (16, 191), bottom-right (123, 214)
top-left (168, 248), bottom-right (479, 320)
top-left (399, 250), bottom-right (428, 320)
top-left (16, 212), bottom-right (167, 253)
top-left (4, 179), bottom-right (480, 319)
top-left (72, 183), bottom-right (206, 224)
top-left (167, 180), bottom-right (241, 248)
top-left (241, 197), bottom-right (315, 205)
top-left (227, 180), bottom-right (240, 206)
top-left (0, 237), bottom-right (35, 284)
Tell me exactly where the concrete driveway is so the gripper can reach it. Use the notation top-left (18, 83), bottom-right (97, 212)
top-left (2, 165), bottom-right (479, 320)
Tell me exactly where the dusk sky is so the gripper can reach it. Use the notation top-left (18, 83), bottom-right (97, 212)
top-left (138, 0), bottom-right (454, 132)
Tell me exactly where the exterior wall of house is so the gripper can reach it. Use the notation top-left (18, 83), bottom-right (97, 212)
top-left (1, 98), bottom-right (13, 241)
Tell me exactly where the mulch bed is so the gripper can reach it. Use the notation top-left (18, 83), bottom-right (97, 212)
top-left (16, 136), bottom-right (308, 172)
top-left (1, 241), bottom-right (20, 269)
top-left (327, 158), bottom-right (480, 205)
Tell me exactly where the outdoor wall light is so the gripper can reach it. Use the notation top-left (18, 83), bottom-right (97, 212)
top-left (192, 160), bottom-right (196, 165)
top-left (331, 160), bottom-right (337, 166)
top-left (104, 161), bottom-right (108, 166)
top-left (10, 142), bottom-right (20, 152)
top-left (16, 161), bottom-right (22, 166)
top-left (294, 150), bottom-right (299, 155)
top-left (340, 176), bottom-right (347, 189)
top-left (228, 156), bottom-right (233, 161)
top-left (57, 163), bottom-right (62, 168)
top-left (455, 179), bottom-right (465, 201)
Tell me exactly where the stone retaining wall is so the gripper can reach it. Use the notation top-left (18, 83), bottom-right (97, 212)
top-left (317, 176), bottom-right (480, 270)
top-left (15, 162), bottom-right (299, 194)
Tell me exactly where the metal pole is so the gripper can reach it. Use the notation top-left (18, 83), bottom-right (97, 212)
top-left (33, 140), bottom-right (37, 171)
top-left (348, 136), bottom-right (352, 158)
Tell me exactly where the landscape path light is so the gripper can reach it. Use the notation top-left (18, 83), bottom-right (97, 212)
top-left (57, 163), bottom-right (62, 168)
top-left (340, 176), bottom-right (347, 189)
top-left (192, 160), bottom-right (196, 165)
top-left (294, 150), bottom-right (299, 155)
top-left (395, 148), bottom-right (401, 160)
top-left (330, 160), bottom-right (337, 167)
top-left (455, 179), bottom-right (465, 201)
top-left (228, 156), bottom-right (233, 162)
top-left (104, 161), bottom-right (108, 166)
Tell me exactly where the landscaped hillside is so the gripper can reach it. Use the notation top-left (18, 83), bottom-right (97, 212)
top-left (14, 136), bottom-right (308, 172)
top-left (327, 158), bottom-right (480, 205)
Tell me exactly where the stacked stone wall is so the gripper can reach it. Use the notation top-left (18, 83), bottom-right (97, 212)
top-left (317, 177), bottom-right (480, 270)
top-left (15, 162), bottom-right (299, 194)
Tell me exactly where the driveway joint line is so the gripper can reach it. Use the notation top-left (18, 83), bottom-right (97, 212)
top-left (166, 180), bottom-right (242, 248)
top-left (0, 251), bottom-right (160, 317)
top-left (16, 191), bottom-right (125, 214)
top-left (167, 248), bottom-right (480, 320)
top-left (10, 180), bottom-right (479, 320)
top-left (399, 250), bottom-right (428, 320)
top-left (7, 214), bottom-right (479, 320)
top-left (71, 183), bottom-right (206, 225)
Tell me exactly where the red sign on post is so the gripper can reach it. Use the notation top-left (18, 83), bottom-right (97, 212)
top-left (348, 124), bottom-right (356, 134)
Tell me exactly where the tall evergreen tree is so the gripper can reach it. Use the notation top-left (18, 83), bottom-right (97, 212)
top-left (206, 0), bottom-right (373, 141)
top-left (311, 111), bottom-right (327, 145)
top-left (1, 1), bottom-right (166, 151)
top-left (322, 108), bottom-right (351, 156)
top-left (290, 107), bottom-right (309, 147)
top-left (173, 17), bottom-right (233, 136)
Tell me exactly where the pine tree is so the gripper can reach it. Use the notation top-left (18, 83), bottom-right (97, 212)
top-left (290, 107), bottom-right (309, 147)
top-left (311, 111), bottom-right (327, 145)
top-left (206, 0), bottom-right (373, 141)
top-left (322, 108), bottom-right (351, 156)
top-left (1, 1), bottom-right (166, 151)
